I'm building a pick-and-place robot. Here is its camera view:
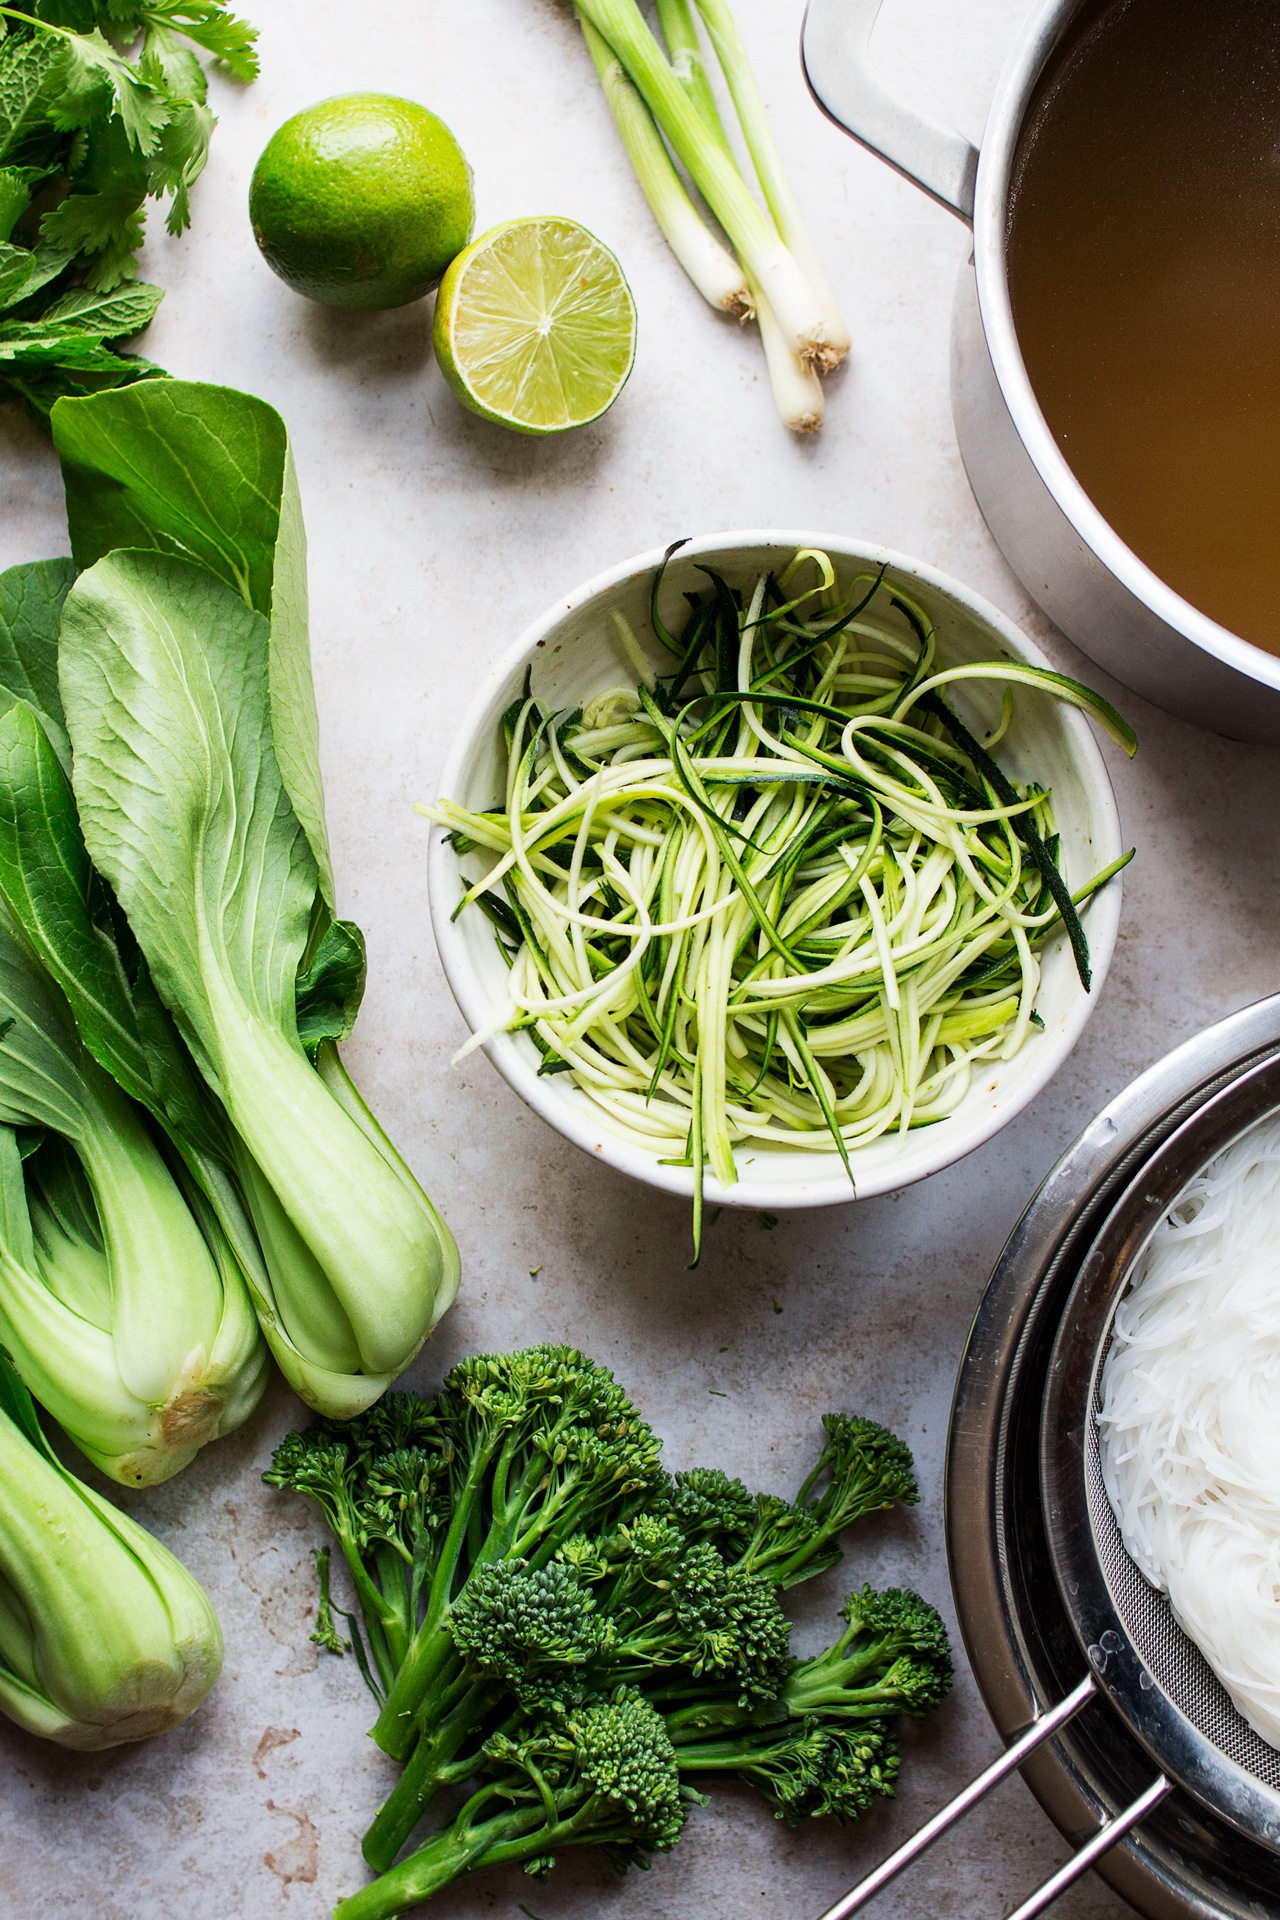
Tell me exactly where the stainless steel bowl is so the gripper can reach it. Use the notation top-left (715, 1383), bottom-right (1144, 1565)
top-left (945, 995), bottom-right (1280, 1918)
top-left (801, 0), bottom-right (1280, 746)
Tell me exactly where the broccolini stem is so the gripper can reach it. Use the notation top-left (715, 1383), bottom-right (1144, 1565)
top-left (336, 1795), bottom-right (610, 1920)
top-left (666, 1723), bottom-right (806, 1767)
top-left (369, 1623), bottom-right (457, 1759)
top-left (362, 1669), bottom-right (506, 1870)
top-left (328, 1532), bottom-right (403, 1697)
top-left (371, 1540), bottom-right (415, 1675)
top-left (372, 1445), bottom-right (499, 1757)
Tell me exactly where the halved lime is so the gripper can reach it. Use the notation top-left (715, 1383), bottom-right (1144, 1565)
top-left (432, 218), bottom-right (637, 435)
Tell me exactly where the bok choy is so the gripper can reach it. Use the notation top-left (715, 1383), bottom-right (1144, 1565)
top-left (0, 1343), bottom-right (223, 1748)
top-left (43, 379), bottom-right (459, 1414)
top-left (0, 910), bottom-right (265, 1485)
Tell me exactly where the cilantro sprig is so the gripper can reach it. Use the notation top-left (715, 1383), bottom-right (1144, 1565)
top-left (0, 0), bottom-right (257, 417)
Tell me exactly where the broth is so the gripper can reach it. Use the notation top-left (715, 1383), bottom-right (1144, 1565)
top-left (1006, 0), bottom-right (1280, 655)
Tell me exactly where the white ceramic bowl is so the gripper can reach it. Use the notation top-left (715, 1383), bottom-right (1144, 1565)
top-left (427, 532), bottom-right (1123, 1212)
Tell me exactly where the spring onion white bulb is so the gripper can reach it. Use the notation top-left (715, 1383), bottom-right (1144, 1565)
top-left (1099, 1113), bottom-right (1280, 1749)
top-left (748, 270), bottom-right (823, 432)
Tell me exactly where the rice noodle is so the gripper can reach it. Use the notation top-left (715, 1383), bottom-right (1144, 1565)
top-left (1099, 1111), bottom-right (1280, 1750)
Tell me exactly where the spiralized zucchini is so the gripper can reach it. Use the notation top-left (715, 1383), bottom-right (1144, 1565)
top-left (427, 548), bottom-right (1133, 1252)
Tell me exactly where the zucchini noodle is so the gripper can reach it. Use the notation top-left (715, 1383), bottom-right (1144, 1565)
top-left (425, 547), bottom-right (1133, 1253)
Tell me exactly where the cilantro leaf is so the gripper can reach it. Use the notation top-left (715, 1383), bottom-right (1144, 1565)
top-left (46, 27), bottom-right (170, 154)
top-left (146, 94), bottom-right (208, 230)
top-left (136, 0), bottom-right (257, 82)
top-left (41, 179), bottom-right (145, 288)
top-left (137, 23), bottom-right (204, 103)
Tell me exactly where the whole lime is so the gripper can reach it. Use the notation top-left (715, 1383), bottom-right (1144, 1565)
top-left (249, 94), bottom-right (474, 311)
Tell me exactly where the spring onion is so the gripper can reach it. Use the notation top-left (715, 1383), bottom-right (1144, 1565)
top-left (575, 0), bottom-right (837, 371)
top-left (581, 16), bottom-right (751, 317)
top-left (426, 550), bottom-right (1133, 1257)
top-left (654, 0), bottom-right (825, 430)
top-left (687, 0), bottom-right (850, 370)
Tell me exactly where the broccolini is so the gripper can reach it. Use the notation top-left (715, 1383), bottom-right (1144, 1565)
top-left (267, 1345), bottom-right (952, 1913)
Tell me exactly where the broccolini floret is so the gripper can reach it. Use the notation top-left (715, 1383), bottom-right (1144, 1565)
top-left (735, 1413), bottom-right (920, 1588)
top-left (668, 1715), bottom-right (901, 1825)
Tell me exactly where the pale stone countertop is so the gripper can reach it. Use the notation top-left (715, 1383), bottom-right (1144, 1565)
top-left (2, 2), bottom-right (1276, 1916)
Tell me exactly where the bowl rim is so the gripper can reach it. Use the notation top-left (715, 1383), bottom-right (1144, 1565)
top-left (426, 529), bottom-right (1123, 1212)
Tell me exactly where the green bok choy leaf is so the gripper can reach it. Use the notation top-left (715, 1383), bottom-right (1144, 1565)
top-left (0, 1343), bottom-right (223, 1749)
top-left (57, 547), bottom-right (457, 1396)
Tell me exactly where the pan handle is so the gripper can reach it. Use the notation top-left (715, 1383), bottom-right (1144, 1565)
top-left (816, 1674), bottom-right (1099, 1919)
top-left (800, 0), bottom-right (978, 223)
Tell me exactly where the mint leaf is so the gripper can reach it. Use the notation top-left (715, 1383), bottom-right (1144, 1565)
top-left (41, 278), bottom-right (161, 332)
top-left (0, 236), bottom-right (73, 306)
top-left (2, 352), bottom-right (164, 416)
top-left (0, 238), bottom-right (34, 304)
top-left (0, 32), bottom-right (62, 163)
top-left (0, 164), bottom-right (29, 241)
top-left (0, 320), bottom-right (138, 364)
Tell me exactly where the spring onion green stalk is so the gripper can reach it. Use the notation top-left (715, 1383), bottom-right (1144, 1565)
top-left (653, 0), bottom-right (822, 430)
top-left (0, 920), bottom-right (265, 1486)
top-left (0, 1344), bottom-right (223, 1749)
top-left (425, 551), bottom-right (1134, 1257)
top-left (575, 0), bottom-right (831, 365)
top-left (689, 0), bottom-right (850, 369)
top-left (580, 13), bottom-right (751, 317)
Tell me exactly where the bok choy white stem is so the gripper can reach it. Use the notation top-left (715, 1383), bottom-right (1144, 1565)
top-left (58, 549), bottom-right (460, 1407)
top-left (0, 1345), bottom-right (223, 1749)
top-left (0, 924), bottom-right (265, 1486)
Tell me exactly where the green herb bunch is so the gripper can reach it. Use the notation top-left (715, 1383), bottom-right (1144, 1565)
top-left (0, 0), bottom-right (257, 416)
top-left (266, 1344), bottom-right (953, 1916)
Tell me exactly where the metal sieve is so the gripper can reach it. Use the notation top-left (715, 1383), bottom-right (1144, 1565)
top-left (815, 1044), bottom-right (1280, 1920)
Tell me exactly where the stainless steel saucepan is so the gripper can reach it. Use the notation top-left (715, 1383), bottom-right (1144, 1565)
top-left (800, 0), bottom-right (1280, 746)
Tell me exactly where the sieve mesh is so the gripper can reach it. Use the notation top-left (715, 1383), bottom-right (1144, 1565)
top-left (1086, 1323), bottom-right (1280, 1791)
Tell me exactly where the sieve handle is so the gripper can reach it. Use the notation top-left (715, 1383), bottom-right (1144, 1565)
top-left (815, 1674), bottom-right (1098, 1920)
top-left (1003, 1773), bottom-right (1172, 1920)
